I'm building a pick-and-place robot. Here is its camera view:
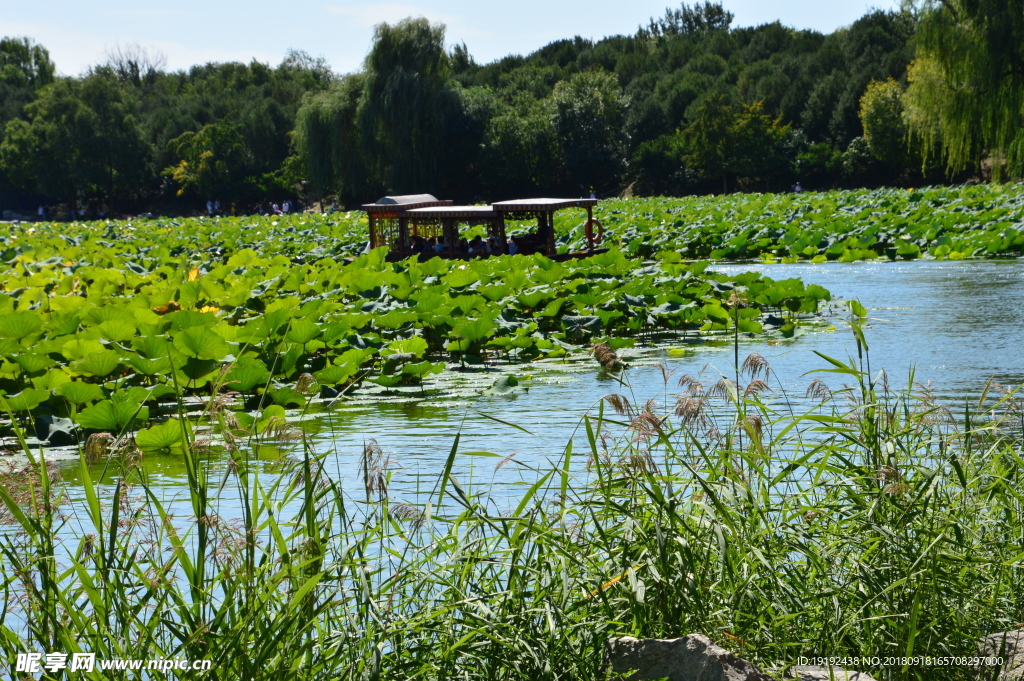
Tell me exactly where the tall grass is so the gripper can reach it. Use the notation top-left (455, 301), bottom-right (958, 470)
top-left (1, 347), bottom-right (1023, 680)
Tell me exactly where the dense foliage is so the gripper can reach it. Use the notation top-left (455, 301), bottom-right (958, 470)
top-left (589, 183), bottom-right (1024, 261)
top-left (904, 0), bottom-right (1024, 179)
top-left (0, 2), bottom-right (947, 214)
top-left (3, 343), bottom-right (1023, 679)
top-left (302, 9), bottom-right (920, 204)
top-left (0, 213), bottom-right (829, 445)
top-left (0, 43), bottom-right (331, 214)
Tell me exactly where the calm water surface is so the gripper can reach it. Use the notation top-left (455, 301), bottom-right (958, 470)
top-left (59, 259), bottom-right (1024, 517)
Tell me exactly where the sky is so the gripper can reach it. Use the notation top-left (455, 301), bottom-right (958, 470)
top-left (1, 0), bottom-right (902, 77)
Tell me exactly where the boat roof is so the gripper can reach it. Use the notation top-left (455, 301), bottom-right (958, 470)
top-left (406, 205), bottom-right (498, 219)
top-left (362, 194), bottom-right (451, 211)
top-left (490, 198), bottom-right (598, 212)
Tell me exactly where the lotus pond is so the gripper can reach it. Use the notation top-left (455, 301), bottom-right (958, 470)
top-left (3, 199), bottom-right (1024, 681)
top-left (0, 212), bottom-right (833, 456)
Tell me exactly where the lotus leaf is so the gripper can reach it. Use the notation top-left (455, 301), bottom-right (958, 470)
top-left (173, 326), bottom-right (230, 360)
top-left (76, 399), bottom-right (149, 431)
top-left (62, 338), bottom-right (106, 361)
top-left (15, 354), bottom-right (56, 374)
top-left (0, 388), bottom-right (51, 413)
top-left (0, 312), bottom-right (43, 340)
top-left (226, 357), bottom-right (272, 392)
top-left (135, 419), bottom-right (185, 451)
top-left (32, 369), bottom-right (71, 391)
top-left (73, 350), bottom-right (122, 378)
top-left (56, 381), bottom-right (105, 405)
top-left (98, 319), bottom-right (137, 342)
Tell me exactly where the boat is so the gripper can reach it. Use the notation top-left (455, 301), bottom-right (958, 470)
top-left (361, 194), bottom-right (606, 261)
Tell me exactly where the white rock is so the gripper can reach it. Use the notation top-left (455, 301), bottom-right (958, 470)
top-left (605, 634), bottom-right (774, 681)
top-left (980, 629), bottom-right (1024, 680)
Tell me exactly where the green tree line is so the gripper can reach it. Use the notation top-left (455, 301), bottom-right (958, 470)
top-left (1, 1), bottom-right (1021, 214)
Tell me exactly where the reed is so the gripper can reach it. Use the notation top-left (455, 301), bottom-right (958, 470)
top-left (1, 347), bottom-right (1022, 680)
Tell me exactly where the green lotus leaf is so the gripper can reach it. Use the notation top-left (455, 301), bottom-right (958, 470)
top-left (14, 354), bottom-right (56, 374)
top-left (75, 400), bottom-right (148, 432)
top-left (516, 290), bottom-right (550, 309)
top-left (561, 316), bottom-right (601, 339)
top-left (135, 419), bottom-right (184, 452)
top-left (62, 338), bottom-right (105, 361)
top-left (32, 369), bottom-right (71, 391)
top-left (368, 374), bottom-right (403, 387)
top-left (452, 318), bottom-right (495, 343)
top-left (385, 336), bottom-right (428, 358)
top-left (255, 405), bottom-right (287, 434)
top-left (127, 354), bottom-right (172, 376)
top-left (0, 311), bottom-right (43, 340)
top-left (97, 318), bottom-right (137, 342)
top-left (45, 312), bottom-right (83, 336)
top-left (372, 309), bottom-right (417, 330)
top-left (401, 360), bottom-right (444, 378)
top-left (313, 362), bottom-right (358, 386)
top-left (133, 335), bottom-right (174, 360)
top-left (85, 306), bottom-right (136, 325)
top-left (270, 386), bottom-right (305, 407)
top-left (0, 388), bottom-right (51, 413)
top-left (536, 299), bottom-right (565, 317)
top-left (73, 350), bottom-right (122, 378)
top-left (225, 357), bottom-right (272, 392)
top-left (285, 318), bottom-right (321, 345)
top-left (123, 385), bottom-right (177, 403)
top-left (179, 357), bottom-right (219, 382)
top-left (173, 326), bottom-right (230, 360)
top-left (166, 310), bottom-right (218, 332)
top-left (56, 381), bottom-right (105, 405)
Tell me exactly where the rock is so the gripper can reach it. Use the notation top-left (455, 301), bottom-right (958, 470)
top-left (979, 629), bottom-right (1024, 680)
top-left (785, 666), bottom-right (877, 681)
top-left (605, 634), bottom-right (774, 681)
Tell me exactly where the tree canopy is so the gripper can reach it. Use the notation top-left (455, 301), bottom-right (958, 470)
top-left (904, 0), bottom-right (1024, 177)
top-left (2, 2), bottom-right (1015, 214)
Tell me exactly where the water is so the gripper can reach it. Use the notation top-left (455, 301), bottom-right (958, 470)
top-left (50, 259), bottom-right (1024, 513)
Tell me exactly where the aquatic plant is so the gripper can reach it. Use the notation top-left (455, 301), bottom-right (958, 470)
top-left (1, 342), bottom-right (1022, 680)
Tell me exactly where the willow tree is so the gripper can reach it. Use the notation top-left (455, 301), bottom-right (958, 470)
top-left (294, 73), bottom-right (370, 203)
top-left (904, 0), bottom-right (1024, 178)
top-left (359, 17), bottom-right (451, 193)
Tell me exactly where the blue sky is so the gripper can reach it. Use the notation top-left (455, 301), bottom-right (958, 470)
top-left (1, 0), bottom-right (901, 76)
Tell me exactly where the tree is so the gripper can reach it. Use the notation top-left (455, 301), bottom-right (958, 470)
top-left (550, 70), bottom-right (626, 192)
top-left (0, 73), bottom-right (147, 206)
top-left (729, 101), bottom-right (790, 187)
top-left (904, 0), bottom-right (1024, 177)
top-left (681, 96), bottom-right (789, 191)
top-left (481, 95), bottom-right (557, 195)
top-left (359, 18), bottom-right (451, 193)
top-left (0, 37), bottom-right (55, 127)
top-left (682, 92), bottom-right (734, 191)
top-left (164, 122), bottom-right (246, 198)
top-left (641, 1), bottom-right (734, 39)
top-left (859, 78), bottom-right (908, 165)
top-left (294, 73), bottom-right (372, 203)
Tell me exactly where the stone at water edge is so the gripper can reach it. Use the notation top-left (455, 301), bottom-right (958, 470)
top-left (785, 666), bottom-right (876, 681)
top-left (605, 634), bottom-right (774, 681)
top-left (979, 629), bottom-right (1024, 680)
